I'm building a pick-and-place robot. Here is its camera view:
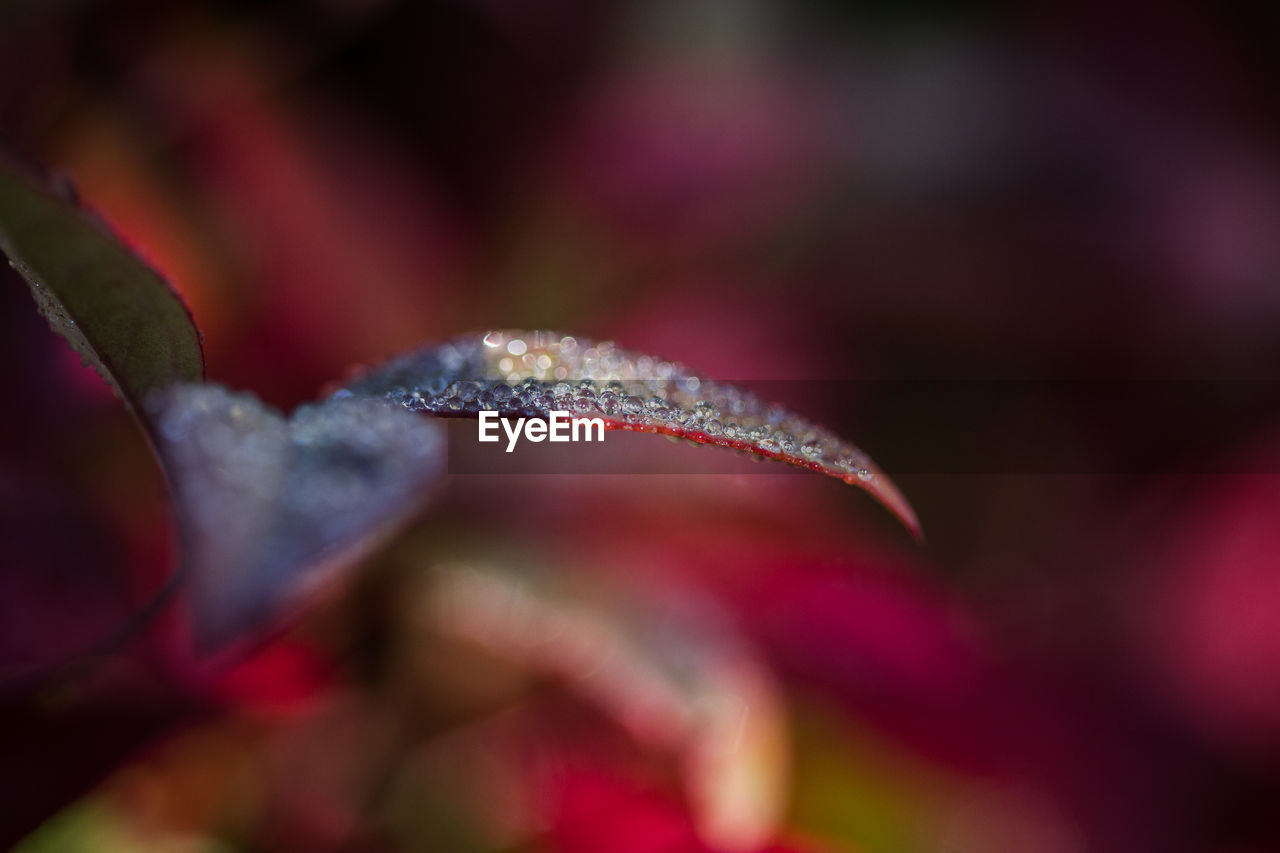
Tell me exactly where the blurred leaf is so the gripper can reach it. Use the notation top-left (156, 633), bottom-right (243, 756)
top-left (12, 795), bottom-right (231, 853)
top-left (788, 702), bottom-right (948, 853)
top-left (147, 384), bottom-right (446, 654)
top-left (346, 330), bottom-right (920, 536)
top-left (428, 562), bottom-right (789, 851)
top-left (13, 800), bottom-right (129, 853)
top-left (0, 157), bottom-right (204, 416)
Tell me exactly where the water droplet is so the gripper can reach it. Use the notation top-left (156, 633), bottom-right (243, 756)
top-left (339, 330), bottom-right (917, 534)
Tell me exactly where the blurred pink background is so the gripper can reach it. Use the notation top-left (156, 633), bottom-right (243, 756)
top-left (3, 1), bottom-right (1280, 851)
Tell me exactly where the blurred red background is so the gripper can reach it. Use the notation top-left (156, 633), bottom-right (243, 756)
top-left (3, 1), bottom-right (1280, 851)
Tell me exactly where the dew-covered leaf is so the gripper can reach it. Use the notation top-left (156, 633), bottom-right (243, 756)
top-left (147, 384), bottom-right (446, 654)
top-left (344, 330), bottom-right (919, 536)
top-left (428, 562), bottom-right (789, 852)
top-left (0, 157), bottom-right (204, 415)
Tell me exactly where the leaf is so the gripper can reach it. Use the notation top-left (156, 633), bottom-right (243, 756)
top-left (0, 159), bottom-right (453, 661)
top-left (147, 384), bottom-right (446, 654)
top-left (344, 329), bottom-right (920, 536)
top-left (0, 157), bottom-right (204, 415)
top-left (428, 562), bottom-right (790, 852)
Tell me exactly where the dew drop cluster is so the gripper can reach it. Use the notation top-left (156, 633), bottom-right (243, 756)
top-left (342, 330), bottom-right (887, 488)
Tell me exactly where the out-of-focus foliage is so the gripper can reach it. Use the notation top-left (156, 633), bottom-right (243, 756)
top-left (5, 1), bottom-right (1280, 852)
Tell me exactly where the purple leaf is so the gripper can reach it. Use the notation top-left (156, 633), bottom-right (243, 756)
top-left (344, 330), bottom-right (920, 536)
top-left (147, 384), bottom-right (446, 654)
